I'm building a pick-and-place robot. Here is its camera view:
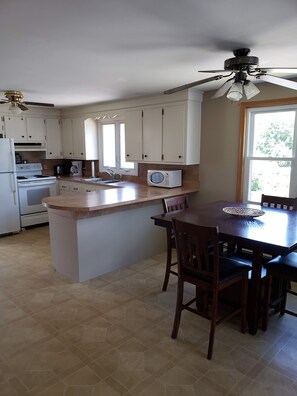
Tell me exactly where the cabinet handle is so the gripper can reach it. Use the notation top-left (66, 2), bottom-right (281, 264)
top-left (144, 154), bottom-right (148, 158)
top-left (178, 155), bottom-right (182, 158)
top-left (126, 154), bottom-right (130, 157)
top-left (28, 135), bottom-right (32, 138)
top-left (22, 135), bottom-right (25, 138)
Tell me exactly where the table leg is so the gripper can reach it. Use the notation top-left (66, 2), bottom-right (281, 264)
top-left (248, 249), bottom-right (263, 335)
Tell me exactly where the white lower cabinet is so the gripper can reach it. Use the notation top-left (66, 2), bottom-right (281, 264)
top-left (125, 96), bottom-right (201, 165)
top-left (58, 180), bottom-right (108, 195)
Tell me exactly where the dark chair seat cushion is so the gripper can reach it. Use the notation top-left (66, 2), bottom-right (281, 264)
top-left (183, 256), bottom-right (251, 283)
top-left (264, 252), bottom-right (297, 281)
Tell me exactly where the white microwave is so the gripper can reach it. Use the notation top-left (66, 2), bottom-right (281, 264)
top-left (147, 170), bottom-right (182, 188)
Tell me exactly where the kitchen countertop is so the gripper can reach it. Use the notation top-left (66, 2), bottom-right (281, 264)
top-left (43, 177), bottom-right (199, 215)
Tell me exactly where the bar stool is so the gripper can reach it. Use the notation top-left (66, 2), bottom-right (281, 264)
top-left (262, 253), bottom-right (297, 331)
top-left (161, 195), bottom-right (189, 291)
top-left (171, 219), bottom-right (250, 359)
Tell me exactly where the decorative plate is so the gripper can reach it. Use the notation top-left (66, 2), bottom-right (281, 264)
top-left (223, 207), bottom-right (265, 218)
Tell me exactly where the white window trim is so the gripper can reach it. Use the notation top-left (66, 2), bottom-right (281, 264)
top-left (243, 104), bottom-right (297, 203)
top-left (98, 120), bottom-right (138, 176)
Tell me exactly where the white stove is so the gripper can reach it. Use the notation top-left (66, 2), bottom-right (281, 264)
top-left (16, 163), bottom-right (57, 227)
top-left (16, 163), bottom-right (57, 182)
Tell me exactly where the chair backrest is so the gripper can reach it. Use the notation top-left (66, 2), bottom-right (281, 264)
top-left (172, 219), bottom-right (220, 283)
top-left (260, 194), bottom-right (297, 211)
top-left (162, 195), bottom-right (189, 214)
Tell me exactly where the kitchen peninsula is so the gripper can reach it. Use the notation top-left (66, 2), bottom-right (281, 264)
top-left (43, 180), bottom-right (198, 282)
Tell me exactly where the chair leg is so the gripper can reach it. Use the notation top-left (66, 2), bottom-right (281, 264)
top-left (241, 275), bottom-right (248, 334)
top-left (171, 279), bottom-right (184, 339)
top-left (262, 271), bottom-right (272, 331)
top-left (280, 279), bottom-right (288, 315)
top-left (162, 239), bottom-right (173, 292)
top-left (207, 290), bottom-right (218, 360)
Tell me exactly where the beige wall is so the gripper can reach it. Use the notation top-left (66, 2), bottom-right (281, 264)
top-left (198, 79), bottom-right (297, 204)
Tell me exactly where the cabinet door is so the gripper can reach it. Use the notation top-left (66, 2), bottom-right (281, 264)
top-left (4, 116), bottom-right (27, 142)
top-left (143, 108), bottom-right (162, 162)
top-left (69, 182), bottom-right (82, 193)
top-left (46, 119), bottom-right (62, 158)
top-left (163, 104), bottom-right (185, 163)
top-left (61, 119), bottom-right (73, 158)
top-left (26, 117), bottom-right (46, 142)
top-left (125, 109), bottom-right (143, 161)
top-left (72, 118), bottom-right (85, 159)
top-left (59, 181), bottom-right (71, 195)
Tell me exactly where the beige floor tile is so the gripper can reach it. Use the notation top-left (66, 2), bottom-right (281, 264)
top-left (0, 225), bottom-right (297, 396)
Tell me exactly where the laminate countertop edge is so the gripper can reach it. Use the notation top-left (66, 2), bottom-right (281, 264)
top-left (42, 181), bottom-right (199, 216)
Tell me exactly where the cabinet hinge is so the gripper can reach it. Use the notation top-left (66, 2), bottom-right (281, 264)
top-left (162, 108), bottom-right (164, 115)
top-left (141, 111), bottom-right (143, 118)
top-left (162, 154), bottom-right (164, 160)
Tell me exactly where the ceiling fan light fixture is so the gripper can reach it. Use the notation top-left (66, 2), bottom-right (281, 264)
top-left (226, 82), bottom-right (243, 101)
top-left (8, 102), bottom-right (22, 115)
top-left (243, 80), bottom-right (260, 100)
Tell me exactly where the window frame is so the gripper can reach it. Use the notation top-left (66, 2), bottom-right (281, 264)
top-left (98, 119), bottom-right (138, 176)
top-left (236, 97), bottom-right (297, 202)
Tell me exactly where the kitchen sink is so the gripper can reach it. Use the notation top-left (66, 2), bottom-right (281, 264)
top-left (83, 178), bottom-right (121, 184)
top-left (83, 178), bottom-right (103, 182)
top-left (100, 179), bottom-right (121, 184)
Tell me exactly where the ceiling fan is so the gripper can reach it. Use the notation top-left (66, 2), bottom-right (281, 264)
top-left (0, 90), bottom-right (54, 114)
top-left (164, 48), bottom-right (297, 101)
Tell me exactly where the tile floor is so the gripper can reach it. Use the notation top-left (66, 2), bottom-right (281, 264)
top-left (0, 225), bottom-right (297, 396)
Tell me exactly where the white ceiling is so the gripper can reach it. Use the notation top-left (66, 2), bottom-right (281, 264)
top-left (1, 0), bottom-right (297, 108)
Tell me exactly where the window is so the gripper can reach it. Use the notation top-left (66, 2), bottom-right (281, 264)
top-left (99, 121), bottom-right (137, 176)
top-left (243, 104), bottom-right (297, 203)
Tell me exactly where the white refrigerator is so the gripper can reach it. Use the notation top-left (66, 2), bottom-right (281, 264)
top-left (0, 138), bottom-right (20, 235)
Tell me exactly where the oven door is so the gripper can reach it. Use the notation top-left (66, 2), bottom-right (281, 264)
top-left (18, 180), bottom-right (57, 215)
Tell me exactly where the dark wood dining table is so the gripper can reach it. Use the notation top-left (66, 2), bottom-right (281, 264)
top-left (151, 200), bottom-right (297, 335)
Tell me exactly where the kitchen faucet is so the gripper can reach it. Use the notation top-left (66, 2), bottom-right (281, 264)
top-left (106, 168), bottom-right (115, 179)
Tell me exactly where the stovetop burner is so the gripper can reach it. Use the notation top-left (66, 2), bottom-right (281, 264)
top-left (16, 163), bottom-right (56, 182)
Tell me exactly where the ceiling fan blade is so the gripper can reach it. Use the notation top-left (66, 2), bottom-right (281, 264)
top-left (257, 74), bottom-right (297, 90)
top-left (199, 69), bottom-right (227, 73)
top-left (23, 101), bottom-right (55, 107)
top-left (212, 78), bottom-right (234, 98)
top-left (256, 67), bottom-right (297, 73)
top-left (18, 103), bottom-right (28, 111)
top-left (164, 75), bottom-right (225, 95)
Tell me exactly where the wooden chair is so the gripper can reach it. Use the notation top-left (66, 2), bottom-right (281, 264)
top-left (260, 194), bottom-right (297, 211)
top-left (171, 219), bottom-right (250, 360)
top-left (236, 194), bottom-right (297, 258)
top-left (161, 195), bottom-right (189, 291)
top-left (262, 253), bottom-right (297, 331)
top-left (260, 194), bottom-right (297, 296)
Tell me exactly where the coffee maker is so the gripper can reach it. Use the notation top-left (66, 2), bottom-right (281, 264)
top-left (70, 160), bottom-right (83, 176)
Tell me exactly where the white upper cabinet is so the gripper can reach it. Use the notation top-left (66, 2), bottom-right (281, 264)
top-left (125, 97), bottom-right (201, 165)
top-left (162, 104), bottom-right (186, 163)
top-left (142, 108), bottom-right (163, 162)
top-left (46, 118), bottom-right (63, 159)
top-left (125, 110), bottom-right (143, 161)
top-left (4, 116), bottom-right (46, 143)
top-left (61, 117), bottom-right (98, 160)
top-left (26, 117), bottom-right (46, 142)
